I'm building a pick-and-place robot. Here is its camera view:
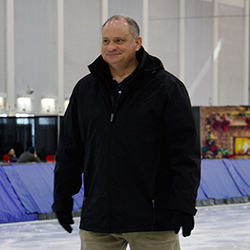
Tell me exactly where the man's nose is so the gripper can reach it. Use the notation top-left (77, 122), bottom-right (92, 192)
top-left (107, 41), bottom-right (117, 51)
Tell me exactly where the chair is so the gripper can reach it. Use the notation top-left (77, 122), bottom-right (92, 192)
top-left (2, 154), bottom-right (10, 163)
top-left (45, 155), bottom-right (55, 163)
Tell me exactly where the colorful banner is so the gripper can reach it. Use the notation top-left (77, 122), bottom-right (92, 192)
top-left (201, 106), bottom-right (250, 159)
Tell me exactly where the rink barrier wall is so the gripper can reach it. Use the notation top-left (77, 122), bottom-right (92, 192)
top-left (0, 162), bottom-right (84, 224)
top-left (0, 159), bottom-right (250, 223)
top-left (196, 159), bottom-right (250, 206)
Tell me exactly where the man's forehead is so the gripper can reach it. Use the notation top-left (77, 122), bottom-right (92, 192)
top-left (102, 20), bottom-right (131, 37)
top-left (104, 18), bottom-right (129, 29)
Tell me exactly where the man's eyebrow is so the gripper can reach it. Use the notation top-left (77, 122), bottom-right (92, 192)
top-left (104, 36), bottom-right (126, 40)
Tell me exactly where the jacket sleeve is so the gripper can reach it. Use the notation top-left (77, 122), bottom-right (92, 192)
top-left (52, 85), bottom-right (85, 212)
top-left (163, 75), bottom-right (201, 215)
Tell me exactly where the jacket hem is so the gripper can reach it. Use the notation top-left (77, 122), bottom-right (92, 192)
top-left (80, 224), bottom-right (174, 234)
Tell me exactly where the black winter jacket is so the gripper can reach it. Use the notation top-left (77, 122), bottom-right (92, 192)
top-left (53, 47), bottom-right (201, 233)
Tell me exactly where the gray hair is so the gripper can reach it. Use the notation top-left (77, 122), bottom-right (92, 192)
top-left (102, 14), bottom-right (140, 40)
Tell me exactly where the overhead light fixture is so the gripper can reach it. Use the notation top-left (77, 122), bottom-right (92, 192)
top-left (0, 93), bottom-right (6, 109)
top-left (64, 98), bottom-right (69, 110)
top-left (17, 94), bottom-right (33, 112)
top-left (41, 96), bottom-right (56, 113)
top-left (15, 113), bottom-right (34, 118)
top-left (0, 97), bottom-right (4, 109)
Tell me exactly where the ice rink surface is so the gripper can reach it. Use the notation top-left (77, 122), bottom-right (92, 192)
top-left (0, 202), bottom-right (249, 250)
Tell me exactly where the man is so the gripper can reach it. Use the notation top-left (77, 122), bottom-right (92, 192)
top-left (53, 15), bottom-right (200, 250)
top-left (17, 146), bottom-right (41, 164)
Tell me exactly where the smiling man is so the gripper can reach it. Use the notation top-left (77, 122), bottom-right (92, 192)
top-left (101, 17), bottom-right (141, 83)
top-left (53, 15), bottom-right (200, 250)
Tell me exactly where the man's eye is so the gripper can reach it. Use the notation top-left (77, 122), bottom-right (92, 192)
top-left (116, 39), bottom-right (124, 43)
top-left (103, 40), bottom-right (109, 45)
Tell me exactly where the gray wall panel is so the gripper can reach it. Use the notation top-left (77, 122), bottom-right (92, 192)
top-left (14, 0), bottom-right (57, 113)
top-left (0, 0), bottom-right (6, 94)
top-left (64, 0), bottom-right (101, 98)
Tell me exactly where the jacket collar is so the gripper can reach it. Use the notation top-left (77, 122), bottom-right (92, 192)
top-left (88, 46), bottom-right (164, 81)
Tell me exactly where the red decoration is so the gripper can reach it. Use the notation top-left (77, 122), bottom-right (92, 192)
top-left (211, 116), bottom-right (223, 130)
top-left (221, 116), bottom-right (232, 131)
top-left (210, 145), bottom-right (218, 153)
top-left (245, 118), bottom-right (250, 131)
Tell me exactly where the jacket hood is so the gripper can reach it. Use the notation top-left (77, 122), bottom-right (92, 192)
top-left (136, 46), bottom-right (164, 72)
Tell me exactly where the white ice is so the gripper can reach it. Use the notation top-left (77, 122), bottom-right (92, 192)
top-left (0, 203), bottom-right (250, 250)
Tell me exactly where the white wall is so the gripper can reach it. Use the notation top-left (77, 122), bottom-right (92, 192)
top-left (218, 3), bottom-right (245, 105)
top-left (0, 0), bottom-right (249, 115)
top-left (148, 0), bottom-right (179, 77)
top-left (64, 0), bottom-right (101, 98)
top-left (0, 0), bottom-right (5, 95)
top-left (14, 0), bottom-right (57, 114)
top-left (185, 0), bottom-right (214, 106)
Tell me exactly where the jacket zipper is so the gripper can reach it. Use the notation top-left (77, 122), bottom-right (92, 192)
top-left (110, 95), bottom-right (116, 123)
top-left (110, 113), bottom-right (114, 122)
top-left (108, 94), bottom-right (116, 231)
top-left (152, 199), bottom-right (156, 230)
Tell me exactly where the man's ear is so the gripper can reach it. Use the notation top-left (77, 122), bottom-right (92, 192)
top-left (135, 36), bottom-right (142, 51)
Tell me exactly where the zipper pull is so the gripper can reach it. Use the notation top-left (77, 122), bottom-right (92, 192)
top-left (152, 199), bottom-right (155, 208)
top-left (110, 113), bottom-right (114, 122)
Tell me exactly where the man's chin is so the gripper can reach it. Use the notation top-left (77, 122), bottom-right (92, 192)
top-left (105, 58), bottom-right (121, 65)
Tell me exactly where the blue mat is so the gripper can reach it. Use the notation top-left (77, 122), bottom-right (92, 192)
top-left (3, 163), bottom-right (84, 215)
top-left (198, 160), bottom-right (243, 200)
top-left (0, 166), bottom-right (37, 223)
top-left (197, 177), bottom-right (208, 200)
top-left (224, 159), bottom-right (250, 196)
top-left (1, 159), bottom-right (250, 223)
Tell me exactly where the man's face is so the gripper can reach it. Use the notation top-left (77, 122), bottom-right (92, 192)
top-left (101, 19), bottom-right (141, 69)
